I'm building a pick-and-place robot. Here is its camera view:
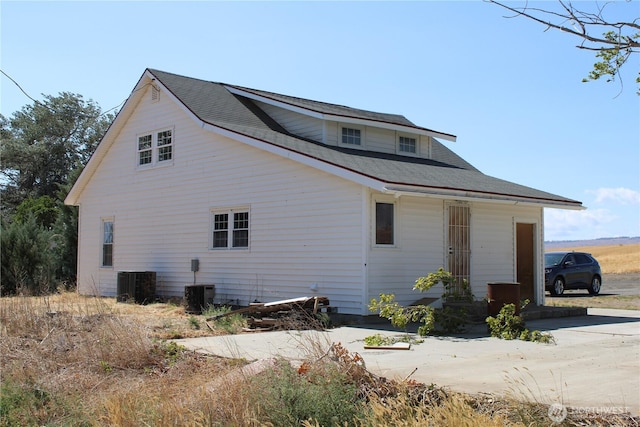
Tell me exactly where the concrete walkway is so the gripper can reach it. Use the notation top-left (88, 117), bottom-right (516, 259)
top-left (175, 308), bottom-right (640, 416)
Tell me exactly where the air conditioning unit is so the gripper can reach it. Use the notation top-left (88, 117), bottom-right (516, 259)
top-left (184, 284), bottom-right (215, 314)
top-left (117, 271), bottom-right (156, 304)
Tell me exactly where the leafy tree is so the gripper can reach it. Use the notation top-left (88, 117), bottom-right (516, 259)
top-left (51, 168), bottom-right (82, 287)
top-left (0, 92), bottom-right (113, 217)
top-left (488, 0), bottom-right (639, 93)
top-left (0, 93), bottom-right (113, 291)
top-left (14, 195), bottom-right (58, 228)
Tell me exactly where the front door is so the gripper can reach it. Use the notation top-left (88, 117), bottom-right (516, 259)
top-left (516, 223), bottom-right (535, 302)
top-left (447, 204), bottom-right (470, 292)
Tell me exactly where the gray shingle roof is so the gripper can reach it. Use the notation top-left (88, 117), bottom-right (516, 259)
top-left (226, 84), bottom-right (421, 128)
top-left (148, 69), bottom-right (580, 207)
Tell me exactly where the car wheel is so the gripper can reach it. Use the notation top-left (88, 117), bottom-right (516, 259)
top-left (588, 276), bottom-right (601, 295)
top-left (551, 277), bottom-right (565, 296)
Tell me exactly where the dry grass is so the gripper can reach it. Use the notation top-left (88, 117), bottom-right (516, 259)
top-left (547, 293), bottom-right (640, 310)
top-left (2, 292), bottom-right (637, 426)
top-left (551, 244), bottom-right (640, 274)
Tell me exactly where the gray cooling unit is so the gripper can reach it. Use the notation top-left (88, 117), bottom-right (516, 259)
top-left (184, 284), bottom-right (215, 314)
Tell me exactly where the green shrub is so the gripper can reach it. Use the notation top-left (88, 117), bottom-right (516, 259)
top-left (486, 302), bottom-right (555, 343)
top-left (188, 315), bottom-right (200, 329)
top-left (369, 293), bottom-right (436, 336)
top-left (250, 358), bottom-right (365, 426)
top-left (0, 215), bottom-right (55, 295)
top-left (433, 305), bottom-right (469, 334)
top-left (0, 376), bottom-right (89, 427)
top-left (203, 305), bottom-right (247, 333)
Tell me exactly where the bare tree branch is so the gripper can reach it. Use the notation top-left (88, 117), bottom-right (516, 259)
top-left (487, 0), bottom-right (639, 49)
top-left (486, 0), bottom-right (639, 93)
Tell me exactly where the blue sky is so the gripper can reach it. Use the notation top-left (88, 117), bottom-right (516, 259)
top-left (1, 1), bottom-right (638, 241)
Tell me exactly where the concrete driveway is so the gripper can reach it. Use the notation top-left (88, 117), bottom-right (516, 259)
top-left (175, 308), bottom-right (640, 416)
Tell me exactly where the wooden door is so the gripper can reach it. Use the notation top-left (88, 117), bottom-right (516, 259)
top-left (516, 223), bottom-right (535, 302)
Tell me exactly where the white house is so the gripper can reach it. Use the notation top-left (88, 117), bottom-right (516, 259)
top-left (65, 69), bottom-right (582, 315)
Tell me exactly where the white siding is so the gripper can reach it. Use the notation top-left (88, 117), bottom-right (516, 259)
top-left (76, 86), bottom-right (367, 314)
top-left (366, 127), bottom-right (395, 153)
top-left (367, 196), bottom-right (445, 308)
top-left (366, 196), bottom-right (544, 308)
top-left (324, 121), bottom-right (338, 146)
top-left (255, 101), bottom-right (324, 142)
top-left (75, 85), bottom-right (545, 316)
top-left (472, 202), bottom-right (542, 299)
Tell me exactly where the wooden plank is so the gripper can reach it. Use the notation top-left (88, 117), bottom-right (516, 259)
top-left (363, 343), bottom-right (411, 350)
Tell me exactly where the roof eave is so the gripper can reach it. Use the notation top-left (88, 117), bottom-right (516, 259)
top-left (65, 70), bottom-right (155, 206)
top-left (383, 184), bottom-right (584, 210)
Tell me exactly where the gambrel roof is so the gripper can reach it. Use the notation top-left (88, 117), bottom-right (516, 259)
top-left (66, 69), bottom-right (582, 209)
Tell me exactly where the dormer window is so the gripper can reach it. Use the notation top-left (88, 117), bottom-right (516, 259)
top-left (341, 127), bottom-right (361, 146)
top-left (398, 136), bottom-right (417, 154)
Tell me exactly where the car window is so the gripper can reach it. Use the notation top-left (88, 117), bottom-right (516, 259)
top-left (564, 254), bottom-right (576, 265)
top-left (545, 253), bottom-right (564, 267)
top-left (574, 254), bottom-right (591, 264)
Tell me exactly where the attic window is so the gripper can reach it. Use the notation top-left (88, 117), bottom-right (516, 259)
top-left (341, 127), bottom-right (361, 146)
top-left (151, 85), bottom-right (160, 102)
top-left (137, 128), bottom-right (174, 167)
top-left (157, 130), bottom-right (172, 162)
top-left (138, 135), bottom-right (152, 165)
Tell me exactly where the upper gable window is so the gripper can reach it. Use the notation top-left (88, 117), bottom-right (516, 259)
top-left (398, 136), bottom-right (417, 154)
top-left (138, 135), bottom-right (152, 165)
top-left (341, 127), bottom-right (362, 146)
top-left (156, 130), bottom-right (173, 162)
top-left (137, 128), bottom-right (174, 167)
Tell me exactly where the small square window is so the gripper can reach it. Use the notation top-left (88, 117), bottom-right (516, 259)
top-left (341, 127), bottom-right (361, 145)
top-left (399, 136), bottom-right (417, 153)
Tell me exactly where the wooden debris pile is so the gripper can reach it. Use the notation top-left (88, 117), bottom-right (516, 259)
top-left (307, 343), bottom-right (448, 405)
top-left (206, 296), bottom-right (331, 331)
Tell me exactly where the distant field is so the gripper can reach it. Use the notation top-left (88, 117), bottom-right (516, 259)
top-left (548, 243), bottom-right (640, 274)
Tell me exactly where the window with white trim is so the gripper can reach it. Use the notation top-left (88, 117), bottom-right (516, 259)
top-left (102, 219), bottom-right (114, 267)
top-left (398, 136), bottom-right (417, 154)
top-left (156, 130), bottom-right (173, 162)
top-left (211, 208), bottom-right (250, 249)
top-left (341, 127), bottom-right (362, 145)
top-left (137, 128), bottom-right (173, 166)
top-left (138, 135), bottom-right (152, 165)
top-left (375, 202), bottom-right (395, 245)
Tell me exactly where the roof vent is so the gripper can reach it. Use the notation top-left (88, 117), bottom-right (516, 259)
top-left (151, 84), bottom-right (160, 102)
